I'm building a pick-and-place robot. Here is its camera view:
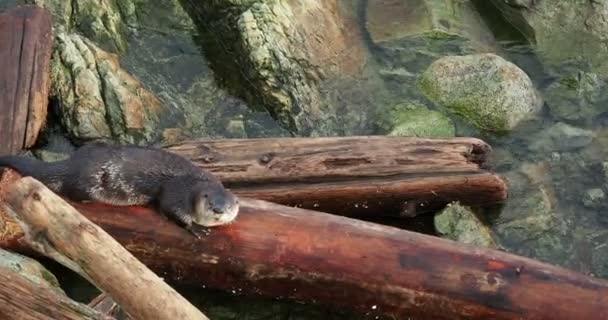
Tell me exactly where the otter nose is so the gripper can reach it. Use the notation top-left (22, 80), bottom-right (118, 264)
top-left (212, 207), bottom-right (224, 214)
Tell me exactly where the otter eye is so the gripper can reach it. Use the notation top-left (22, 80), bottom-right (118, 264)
top-left (203, 194), bottom-right (208, 198)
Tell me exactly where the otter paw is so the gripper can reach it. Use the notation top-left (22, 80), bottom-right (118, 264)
top-left (185, 225), bottom-right (211, 239)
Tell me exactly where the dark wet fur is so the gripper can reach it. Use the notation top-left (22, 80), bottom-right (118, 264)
top-left (0, 142), bottom-right (232, 237)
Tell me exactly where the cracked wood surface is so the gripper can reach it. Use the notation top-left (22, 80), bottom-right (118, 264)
top-left (0, 5), bottom-right (52, 154)
top-left (166, 136), bottom-right (507, 217)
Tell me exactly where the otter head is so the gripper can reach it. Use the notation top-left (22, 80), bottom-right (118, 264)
top-left (191, 180), bottom-right (240, 227)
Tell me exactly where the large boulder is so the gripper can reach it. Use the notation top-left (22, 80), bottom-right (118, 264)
top-left (28, 0), bottom-right (129, 53)
top-left (418, 53), bottom-right (543, 131)
top-left (180, 0), bottom-right (369, 135)
top-left (489, 0), bottom-right (608, 76)
top-left (51, 30), bottom-right (164, 145)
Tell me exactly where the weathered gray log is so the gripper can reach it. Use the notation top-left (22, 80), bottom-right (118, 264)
top-left (2, 176), bottom-right (209, 320)
top-left (0, 5), bottom-right (53, 154)
top-left (166, 136), bottom-right (507, 217)
top-left (0, 258), bottom-right (113, 320)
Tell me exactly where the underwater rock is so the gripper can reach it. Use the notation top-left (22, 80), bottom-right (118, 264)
top-left (383, 101), bottom-right (455, 137)
top-left (366, 0), bottom-right (497, 47)
top-left (419, 53), bottom-right (543, 131)
top-left (582, 188), bottom-right (606, 209)
top-left (493, 171), bottom-right (573, 266)
top-left (0, 248), bottom-right (63, 293)
top-left (434, 202), bottom-right (501, 249)
top-left (50, 30), bottom-right (164, 145)
top-left (529, 122), bottom-right (595, 153)
top-left (489, 0), bottom-right (608, 76)
top-left (180, 0), bottom-right (368, 135)
top-left (545, 71), bottom-right (608, 124)
top-left (366, 0), bottom-right (499, 90)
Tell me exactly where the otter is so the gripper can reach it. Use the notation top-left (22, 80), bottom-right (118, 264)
top-left (0, 142), bottom-right (239, 239)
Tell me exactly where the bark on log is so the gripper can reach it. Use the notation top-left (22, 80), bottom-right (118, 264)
top-left (2, 176), bottom-right (209, 320)
top-left (165, 136), bottom-right (507, 217)
top-left (0, 169), bottom-right (606, 320)
top-left (0, 264), bottom-right (113, 320)
top-left (89, 293), bottom-right (129, 320)
top-left (0, 5), bottom-right (52, 154)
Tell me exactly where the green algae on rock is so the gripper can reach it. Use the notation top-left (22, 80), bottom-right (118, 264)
top-left (418, 53), bottom-right (543, 132)
top-left (434, 202), bottom-right (501, 249)
top-left (489, 0), bottom-right (608, 77)
top-left (179, 0), bottom-right (368, 135)
top-left (51, 30), bottom-right (164, 145)
top-left (384, 102), bottom-right (455, 137)
top-left (545, 71), bottom-right (608, 124)
top-left (27, 0), bottom-right (129, 53)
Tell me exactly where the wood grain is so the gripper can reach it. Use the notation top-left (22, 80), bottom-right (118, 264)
top-left (3, 176), bottom-right (209, 320)
top-left (166, 136), bottom-right (507, 217)
top-left (0, 169), bottom-right (605, 320)
top-left (0, 5), bottom-right (53, 154)
top-left (0, 264), bottom-right (113, 320)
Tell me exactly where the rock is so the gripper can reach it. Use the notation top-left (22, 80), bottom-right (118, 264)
top-left (180, 0), bottom-right (368, 135)
top-left (493, 182), bottom-right (573, 266)
top-left (383, 101), bottom-right (455, 137)
top-left (366, 0), bottom-right (500, 92)
top-left (591, 232), bottom-right (608, 278)
top-left (434, 202), bottom-right (501, 249)
top-left (545, 71), bottom-right (608, 124)
top-left (583, 188), bottom-right (606, 209)
top-left (529, 122), bottom-right (595, 153)
top-left (489, 0), bottom-right (608, 76)
top-left (27, 0), bottom-right (129, 53)
top-left (366, 0), bottom-right (497, 47)
top-left (50, 30), bottom-right (164, 145)
top-left (418, 53), bottom-right (543, 131)
top-left (226, 116), bottom-right (247, 139)
top-left (0, 248), bottom-right (63, 293)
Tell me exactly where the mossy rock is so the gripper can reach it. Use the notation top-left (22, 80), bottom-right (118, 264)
top-left (383, 102), bottom-right (455, 137)
top-left (418, 53), bottom-right (543, 132)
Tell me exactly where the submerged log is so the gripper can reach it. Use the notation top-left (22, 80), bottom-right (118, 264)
top-left (166, 136), bottom-right (507, 217)
top-left (0, 5), bottom-right (53, 154)
top-left (0, 261), bottom-right (112, 320)
top-left (2, 176), bottom-right (209, 320)
top-left (0, 169), bottom-right (606, 320)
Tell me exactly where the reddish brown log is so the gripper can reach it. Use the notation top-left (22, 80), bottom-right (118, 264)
top-left (0, 169), bottom-right (606, 320)
top-left (0, 5), bottom-right (53, 154)
top-left (166, 136), bottom-right (507, 217)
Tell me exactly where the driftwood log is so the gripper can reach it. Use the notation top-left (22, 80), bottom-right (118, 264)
top-left (0, 264), bottom-right (113, 320)
top-left (0, 5), bottom-right (52, 154)
top-left (0, 169), bottom-right (606, 320)
top-left (166, 136), bottom-right (507, 217)
top-left (2, 176), bottom-right (209, 320)
top-left (89, 294), bottom-right (129, 320)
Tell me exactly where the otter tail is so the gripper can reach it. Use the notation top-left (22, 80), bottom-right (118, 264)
top-left (0, 156), bottom-right (65, 185)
